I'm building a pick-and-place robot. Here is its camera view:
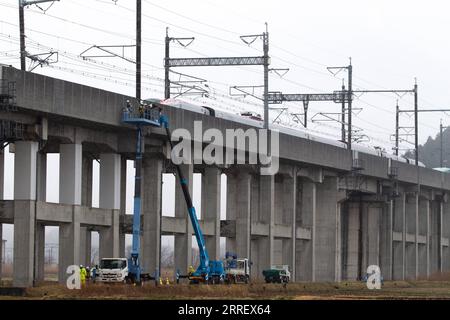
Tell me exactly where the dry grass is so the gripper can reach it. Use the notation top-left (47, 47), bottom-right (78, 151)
top-left (1, 280), bottom-right (446, 300)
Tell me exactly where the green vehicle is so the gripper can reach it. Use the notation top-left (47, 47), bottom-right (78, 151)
top-left (262, 265), bottom-right (291, 283)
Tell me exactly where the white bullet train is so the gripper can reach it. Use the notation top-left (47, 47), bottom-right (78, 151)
top-left (152, 98), bottom-right (426, 168)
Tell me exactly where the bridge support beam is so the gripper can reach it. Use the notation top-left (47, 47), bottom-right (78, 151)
top-left (225, 169), bottom-right (252, 266)
top-left (296, 179), bottom-right (316, 281)
top-left (405, 193), bottom-right (418, 279)
top-left (13, 141), bottom-right (38, 287)
top-left (443, 199), bottom-right (450, 271)
top-left (0, 150), bottom-right (3, 279)
top-left (252, 175), bottom-right (274, 280)
top-left (315, 176), bottom-right (344, 281)
top-left (417, 196), bottom-right (430, 278)
top-left (80, 227), bottom-right (91, 266)
top-left (393, 192), bottom-right (406, 280)
top-left (98, 153), bottom-right (121, 260)
top-left (430, 199), bottom-right (441, 275)
top-left (58, 207), bottom-right (81, 283)
top-left (201, 167), bottom-right (221, 261)
top-left (99, 211), bottom-right (120, 259)
top-left (174, 164), bottom-right (193, 275)
top-left (380, 200), bottom-right (393, 281)
top-left (58, 144), bottom-right (82, 283)
top-left (35, 223), bottom-right (45, 282)
top-left (119, 157), bottom-right (127, 257)
top-left (281, 175), bottom-right (296, 280)
top-left (80, 153), bottom-right (92, 266)
top-left (141, 156), bottom-right (163, 276)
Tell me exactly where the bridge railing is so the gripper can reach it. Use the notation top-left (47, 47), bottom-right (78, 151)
top-left (122, 107), bottom-right (160, 123)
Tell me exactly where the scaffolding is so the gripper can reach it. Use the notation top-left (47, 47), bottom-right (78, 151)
top-left (0, 80), bottom-right (17, 111)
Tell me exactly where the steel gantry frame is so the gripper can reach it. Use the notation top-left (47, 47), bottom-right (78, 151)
top-left (164, 24), bottom-right (272, 128)
top-left (395, 105), bottom-right (450, 162)
top-left (18, 0), bottom-right (60, 71)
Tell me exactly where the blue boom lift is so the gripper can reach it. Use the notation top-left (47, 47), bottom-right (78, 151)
top-left (122, 103), bottom-right (161, 284)
top-left (122, 102), bottom-right (225, 284)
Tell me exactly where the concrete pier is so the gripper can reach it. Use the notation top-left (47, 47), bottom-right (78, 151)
top-left (13, 141), bottom-right (38, 287)
top-left (201, 167), bottom-right (221, 260)
top-left (174, 164), bottom-right (193, 275)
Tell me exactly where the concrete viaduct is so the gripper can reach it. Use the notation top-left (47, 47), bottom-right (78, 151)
top-left (1, 65), bottom-right (450, 287)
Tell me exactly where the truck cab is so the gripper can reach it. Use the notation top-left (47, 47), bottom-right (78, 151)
top-left (96, 258), bottom-right (129, 283)
top-left (262, 265), bottom-right (291, 283)
top-left (224, 252), bottom-right (250, 284)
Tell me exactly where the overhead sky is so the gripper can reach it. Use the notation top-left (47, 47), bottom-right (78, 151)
top-left (1, 0), bottom-right (450, 251)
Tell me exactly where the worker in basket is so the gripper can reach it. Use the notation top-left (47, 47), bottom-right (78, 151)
top-left (138, 103), bottom-right (145, 118)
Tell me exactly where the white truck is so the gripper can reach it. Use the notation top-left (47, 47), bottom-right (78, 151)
top-left (96, 258), bottom-right (129, 283)
top-left (223, 252), bottom-right (251, 284)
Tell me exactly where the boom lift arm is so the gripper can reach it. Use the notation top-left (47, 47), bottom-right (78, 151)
top-left (159, 116), bottom-right (211, 280)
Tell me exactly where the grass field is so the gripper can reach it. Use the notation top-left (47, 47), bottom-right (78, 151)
top-left (1, 280), bottom-right (450, 300)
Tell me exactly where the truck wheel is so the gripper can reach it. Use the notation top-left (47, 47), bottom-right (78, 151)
top-left (244, 276), bottom-right (249, 284)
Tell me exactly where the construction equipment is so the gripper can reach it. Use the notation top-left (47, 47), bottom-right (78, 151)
top-left (121, 101), bottom-right (226, 284)
top-left (262, 265), bottom-right (291, 283)
top-left (121, 102), bottom-right (162, 284)
top-left (223, 252), bottom-right (250, 284)
top-left (160, 114), bottom-right (226, 284)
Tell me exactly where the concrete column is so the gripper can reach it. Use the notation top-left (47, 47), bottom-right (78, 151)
top-left (13, 201), bottom-right (35, 287)
top-left (35, 224), bottom-right (45, 282)
top-left (98, 154), bottom-right (121, 260)
top-left (174, 164), bottom-right (193, 274)
top-left (99, 153), bottom-right (121, 210)
top-left (35, 152), bottom-right (46, 281)
top-left (235, 172), bottom-right (251, 261)
top-left (424, 199), bottom-right (431, 278)
top-left (13, 141), bottom-right (38, 287)
top-left (79, 227), bottom-right (91, 266)
top-left (405, 193), bottom-right (417, 279)
top-left (257, 175), bottom-right (274, 275)
top-left (36, 152), bottom-right (46, 202)
top-left (225, 173), bottom-right (237, 253)
top-left (442, 200), bottom-right (450, 271)
top-left (0, 223), bottom-right (3, 279)
top-left (296, 179), bottom-right (316, 281)
top-left (0, 149), bottom-right (4, 200)
top-left (415, 194), bottom-right (420, 279)
top-left (343, 202), bottom-right (360, 280)
top-left (14, 141), bottom-right (38, 200)
top-left (379, 201), bottom-right (393, 280)
top-left (0, 149), bottom-right (4, 279)
top-left (81, 154), bottom-right (93, 207)
top-left (201, 167), bottom-right (221, 260)
top-left (438, 201), bottom-right (444, 273)
top-left (60, 144), bottom-right (82, 205)
top-left (99, 210), bottom-right (120, 259)
top-left (392, 193), bottom-right (406, 280)
top-left (119, 157), bottom-right (127, 257)
top-left (58, 207), bottom-right (81, 283)
top-left (315, 176), bottom-right (343, 281)
top-left (282, 175), bottom-right (296, 280)
top-left (141, 156), bottom-right (163, 275)
top-left (361, 204), bottom-right (381, 275)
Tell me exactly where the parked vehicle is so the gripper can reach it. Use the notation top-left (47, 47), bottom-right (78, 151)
top-left (262, 265), bottom-right (291, 283)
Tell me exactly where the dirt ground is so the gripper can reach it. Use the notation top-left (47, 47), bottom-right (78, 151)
top-left (1, 279), bottom-right (450, 300)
